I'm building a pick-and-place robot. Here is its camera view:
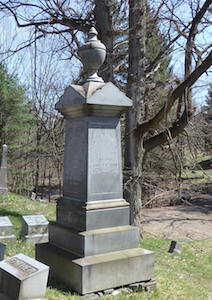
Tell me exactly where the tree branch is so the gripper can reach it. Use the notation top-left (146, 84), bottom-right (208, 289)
top-left (137, 50), bottom-right (212, 135)
top-left (143, 109), bottom-right (193, 152)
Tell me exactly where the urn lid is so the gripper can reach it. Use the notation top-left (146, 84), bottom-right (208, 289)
top-left (79, 27), bottom-right (106, 51)
top-left (78, 27), bottom-right (106, 83)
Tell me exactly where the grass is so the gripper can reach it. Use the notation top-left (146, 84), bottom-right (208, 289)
top-left (0, 193), bottom-right (212, 299)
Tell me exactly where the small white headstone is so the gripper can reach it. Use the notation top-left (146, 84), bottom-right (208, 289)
top-left (21, 215), bottom-right (49, 243)
top-left (0, 253), bottom-right (49, 299)
top-left (0, 217), bottom-right (16, 241)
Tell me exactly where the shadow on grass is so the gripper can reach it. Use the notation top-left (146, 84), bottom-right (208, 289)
top-left (0, 209), bottom-right (23, 219)
top-left (48, 277), bottom-right (77, 296)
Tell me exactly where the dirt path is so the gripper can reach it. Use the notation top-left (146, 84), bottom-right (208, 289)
top-left (140, 193), bottom-right (212, 241)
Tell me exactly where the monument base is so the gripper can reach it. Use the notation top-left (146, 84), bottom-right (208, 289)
top-left (36, 243), bottom-right (154, 295)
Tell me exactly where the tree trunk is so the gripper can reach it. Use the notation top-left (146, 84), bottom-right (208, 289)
top-left (94, 0), bottom-right (114, 82)
top-left (124, 0), bottom-right (147, 226)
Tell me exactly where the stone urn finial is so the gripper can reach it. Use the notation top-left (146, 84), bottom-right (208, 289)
top-left (78, 27), bottom-right (106, 83)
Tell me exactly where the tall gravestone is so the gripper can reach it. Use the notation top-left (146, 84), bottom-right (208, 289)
top-left (36, 27), bottom-right (154, 295)
top-left (0, 145), bottom-right (8, 194)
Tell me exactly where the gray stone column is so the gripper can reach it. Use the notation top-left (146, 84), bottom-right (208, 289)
top-left (0, 145), bottom-right (8, 194)
top-left (36, 28), bottom-right (154, 295)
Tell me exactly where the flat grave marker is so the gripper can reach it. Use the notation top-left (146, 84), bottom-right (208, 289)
top-left (0, 217), bottom-right (16, 241)
top-left (0, 253), bottom-right (49, 300)
top-left (21, 215), bottom-right (49, 243)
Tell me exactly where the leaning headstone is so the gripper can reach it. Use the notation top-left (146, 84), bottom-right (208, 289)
top-left (21, 215), bottom-right (49, 243)
top-left (0, 243), bottom-right (6, 261)
top-left (36, 27), bottom-right (155, 295)
top-left (0, 253), bottom-right (49, 300)
top-left (168, 240), bottom-right (182, 254)
top-left (0, 145), bottom-right (8, 194)
top-left (0, 217), bottom-right (16, 241)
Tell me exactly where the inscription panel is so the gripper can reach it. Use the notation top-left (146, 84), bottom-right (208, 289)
top-left (6, 257), bottom-right (38, 279)
top-left (88, 117), bottom-right (122, 201)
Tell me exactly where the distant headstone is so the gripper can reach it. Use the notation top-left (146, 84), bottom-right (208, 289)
top-left (0, 243), bottom-right (6, 261)
top-left (0, 145), bottom-right (8, 194)
top-left (0, 253), bottom-right (49, 300)
top-left (168, 240), bottom-right (182, 254)
top-left (21, 215), bottom-right (49, 243)
top-left (0, 217), bottom-right (16, 241)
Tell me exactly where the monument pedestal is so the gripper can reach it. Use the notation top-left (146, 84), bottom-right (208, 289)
top-left (36, 81), bottom-right (155, 295)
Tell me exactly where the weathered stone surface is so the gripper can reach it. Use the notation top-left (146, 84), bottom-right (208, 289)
top-left (55, 82), bottom-right (132, 117)
top-left (36, 79), bottom-right (155, 295)
top-left (21, 215), bottom-right (49, 243)
top-left (62, 116), bottom-right (123, 203)
top-left (0, 217), bottom-right (16, 241)
top-left (0, 243), bottom-right (6, 261)
top-left (103, 288), bottom-right (114, 295)
top-left (112, 290), bottom-right (121, 296)
top-left (0, 145), bottom-right (8, 194)
top-left (49, 224), bottom-right (139, 256)
top-left (128, 279), bottom-right (157, 292)
top-left (57, 198), bottom-right (130, 231)
top-left (36, 243), bottom-right (154, 295)
top-left (0, 253), bottom-right (49, 300)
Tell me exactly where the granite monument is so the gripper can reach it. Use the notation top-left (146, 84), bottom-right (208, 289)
top-left (36, 27), bottom-right (155, 295)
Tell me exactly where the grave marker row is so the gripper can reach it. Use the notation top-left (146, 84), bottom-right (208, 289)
top-left (0, 215), bottom-right (49, 243)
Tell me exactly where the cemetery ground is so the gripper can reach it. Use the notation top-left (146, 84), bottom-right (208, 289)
top-left (0, 193), bottom-right (211, 300)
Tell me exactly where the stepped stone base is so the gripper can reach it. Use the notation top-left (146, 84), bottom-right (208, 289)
top-left (49, 223), bottom-right (139, 256)
top-left (36, 243), bottom-right (154, 295)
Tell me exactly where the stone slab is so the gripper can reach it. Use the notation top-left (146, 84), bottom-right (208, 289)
top-left (36, 243), bottom-right (154, 295)
top-left (21, 215), bottom-right (49, 242)
top-left (0, 243), bottom-right (6, 261)
top-left (87, 116), bottom-right (122, 201)
top-left (49, 224), bottom-right (139, 256)
top-left (0, 253), bottom-right (49, 300)
top-left (0, 217), bottom-right (16, 241)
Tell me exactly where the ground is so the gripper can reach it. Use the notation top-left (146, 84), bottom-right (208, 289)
top-left (141, 189), bottom-right (212, 240)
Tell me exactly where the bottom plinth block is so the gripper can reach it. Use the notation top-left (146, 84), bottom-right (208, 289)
top-left (36, 243), bottom-right (154, 295)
